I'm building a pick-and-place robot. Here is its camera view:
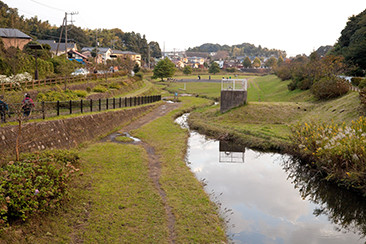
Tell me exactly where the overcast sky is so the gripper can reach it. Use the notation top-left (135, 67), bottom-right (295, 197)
top-left (3, 0), bottom-right (366, 57)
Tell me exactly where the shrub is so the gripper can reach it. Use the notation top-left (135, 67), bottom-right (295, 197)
top-left (108, 82), bottom-right (122, 90)
top-left (351, 77), bottom-right (363, 87)
top-left (359, 79), bottom-right (366, 89)
top-left (134, 72), bottom-right (144, 80)
top-left (74, 90), bottom-right (88, 98)
top-left (0, 150), bottom-right (79, 225)
top-left (37, 89), bottom-right (79, 102)
top-left (311, 76), bottom-right (349, 100)
top-left (92, 85), bottom-right (108, 93)
top-left (290, 117), bottom-right (366, 193)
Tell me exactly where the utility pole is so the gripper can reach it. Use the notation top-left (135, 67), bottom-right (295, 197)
top-left (55, 12), bottom-right (78, 59)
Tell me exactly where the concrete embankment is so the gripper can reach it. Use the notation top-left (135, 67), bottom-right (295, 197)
top-left (0, 103), bottom-right (158, 156)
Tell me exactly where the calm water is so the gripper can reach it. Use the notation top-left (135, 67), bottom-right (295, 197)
top-left (176, 114), bottom-right (366, 244)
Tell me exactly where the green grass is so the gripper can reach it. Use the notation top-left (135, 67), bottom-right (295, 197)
top-left (114, 135), bottom-right (134, 142)
top-left (1, 143), bottom-right (170, 243)
top-left (132, 97), bottom-right (227, 243)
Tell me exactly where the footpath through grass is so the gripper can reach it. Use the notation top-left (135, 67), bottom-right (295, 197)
top-left (1, 97), bottom-right (227, 243)
top-left (132, 97), bottom-right (227, 243)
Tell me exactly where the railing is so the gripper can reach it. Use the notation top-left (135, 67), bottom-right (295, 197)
top-left (1, 72), bottom-right (125, 93)
top-left (1, 95), bottom-right (161, 123)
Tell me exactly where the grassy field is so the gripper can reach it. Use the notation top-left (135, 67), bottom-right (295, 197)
top-left (185, 75), bottom-right (363, 151)
top-left (161, 75), bottom-right (313, 102)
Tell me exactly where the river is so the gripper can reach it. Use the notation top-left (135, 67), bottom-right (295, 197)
top-left (176, 114), bottom-right (366, 244)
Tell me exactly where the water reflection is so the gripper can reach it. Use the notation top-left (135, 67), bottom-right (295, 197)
top-left (283, 158), bottom-right (366, 240)
top-left (185, 130), bottom-right (366, 244)
top-left (219, 141), bottom-right (245, 163)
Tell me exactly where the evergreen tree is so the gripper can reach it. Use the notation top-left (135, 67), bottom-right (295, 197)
top-left (152, 58), bottom-right (176, 81)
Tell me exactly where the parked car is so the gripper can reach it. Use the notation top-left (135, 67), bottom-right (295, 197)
top-left (71, 68), bottom-right (89, 76)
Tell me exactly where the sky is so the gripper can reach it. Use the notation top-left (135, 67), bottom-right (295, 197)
top-left (3, 0), bottom-right (366, 57)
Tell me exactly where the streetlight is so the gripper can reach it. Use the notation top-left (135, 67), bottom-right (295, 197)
top-left (28, 44), bottom-right (43, 80)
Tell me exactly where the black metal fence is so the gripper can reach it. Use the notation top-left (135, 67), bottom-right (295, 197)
top-left (2, 95), bottom-right (161, 123)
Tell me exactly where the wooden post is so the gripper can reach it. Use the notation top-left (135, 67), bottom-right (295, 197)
top-left (90, 99), bottom-right (93, 112)
top-left (99, 98), bottom-right (101, 111)
top-left (113, 98), bottom-right (116, 109)
top-left (57, 101), bottom-right (60, 116)
top-left (81, 99), bottom-right (83, 113)
top-left (42, 101), bottom-right (45, 119)
top-left (69, 100), bottom-right (72, 114)
top-left (125, 97), bottom-right (127, 107)
top-left (106, 98), bottom-right (109, 110)
top-left (119, 97), bottom-right (122, 108)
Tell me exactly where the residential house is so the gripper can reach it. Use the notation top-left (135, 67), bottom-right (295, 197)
top-left (68, 50), bottom-right (89, 64)
top-left (110, 50), bottom-right (142, 66)
top-left (81, 47), bottom-right (112, 64)
top-left (0, 28), bottom-right (32, 50)
top-left (185, 56), bottom-right (205, 68)
top-left (37, 39), bottom-right (77, 56)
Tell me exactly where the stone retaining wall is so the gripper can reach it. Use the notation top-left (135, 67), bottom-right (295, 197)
top-left (0, 104), bottom-right (157, 156)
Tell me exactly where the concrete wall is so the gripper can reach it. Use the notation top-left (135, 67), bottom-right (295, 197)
top-left (220, 90), bottom-right (247, 113)
top-left (0, 104), bottom-right (157, 156)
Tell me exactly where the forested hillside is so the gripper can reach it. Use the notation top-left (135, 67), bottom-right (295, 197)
top-left (187, 42), bottom-right (286, 58)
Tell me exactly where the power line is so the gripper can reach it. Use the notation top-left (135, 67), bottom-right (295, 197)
top-left (29, 0), bottom-right (66, 12)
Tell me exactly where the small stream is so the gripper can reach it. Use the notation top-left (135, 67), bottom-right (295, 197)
top-left (176, 114), bottom-right (366, 244)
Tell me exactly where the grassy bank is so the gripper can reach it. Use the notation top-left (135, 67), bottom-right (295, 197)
top-left (1, 97), bottom-right (227, 243)
top-left (132, 97), bottom-right (227, 243)
top-left (186, 75), bottom-right (362, 152)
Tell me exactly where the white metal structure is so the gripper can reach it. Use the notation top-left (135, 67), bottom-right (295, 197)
top-left (221, 79), bottom-right (248, 91)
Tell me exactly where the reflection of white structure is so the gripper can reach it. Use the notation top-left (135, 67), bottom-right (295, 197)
top-left (219, 151), bottom-right (245, 163)
top-left (219, 141), bottom-right (245, 163)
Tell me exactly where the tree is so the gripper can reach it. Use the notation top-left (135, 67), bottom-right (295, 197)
top-left (277, 56), bottom-right (284, 66)
top-left (332, 9), bottom-right (366, 75)
top-left (182, 65), bottom-right (192, 75)
top-left (265, 56), bottom-right (277, 68)
top-left (209, 62), bottom-right (220, 74)
top-left (243, 57), bottom-right (252, 68)
top-left (152, 58), bottom-right (176, 81)
top-left (253, 57), bottom-right (261, 68)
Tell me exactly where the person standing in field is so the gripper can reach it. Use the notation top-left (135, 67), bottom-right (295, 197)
top-left (22, 93), bottom-right (35, 118)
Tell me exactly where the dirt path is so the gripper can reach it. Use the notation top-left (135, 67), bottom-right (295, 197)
top-left (102, 101), bottom-right (180, 243)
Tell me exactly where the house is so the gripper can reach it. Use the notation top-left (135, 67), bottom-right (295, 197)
top-left (37, 39), bottom-right (77, 56)
top-left (110, 50), bottom-right (142, 66)
top-left (81, 47), bottom-right (112, 64)
top-left (68, 50), bottom-right (89, 64)
top-left (0, 28), bottom-right (32, 50)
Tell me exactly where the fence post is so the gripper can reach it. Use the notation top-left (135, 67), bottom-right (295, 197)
top-left (90, 99), bottom-right (93, 112)
top-left (119, 97), bottom-right (122, 108)
top-left (99, 98), bottom-right (101, 111)
top-left (134, 97), bottom-right (137, 106)
top-left (57, 101), bottom-right (60, 116)
top-left (113, 98), bottom-right (116, 109)
top-left (106, 98), bottom-right (109, 110)
top-left (125, 97), bottom-right (127, 107)
top-left (129, 97), bottom-right (132, 107)
top-left (1, 83), bottom-right (4, 93)
top-left (42, 101), bottom-right (45, 119)
top-left (81, 99), bottom-right (83, 113)
top-left (69, 100), bottom-right (72, 114)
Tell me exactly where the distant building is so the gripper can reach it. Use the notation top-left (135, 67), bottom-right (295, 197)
top-left (81, 47), bottom-right (112, 64)
top-left (37, 39), bottom-right (77, 56)
top-left (0, 28), bottom-right (32, 50)
top-left (110, 50), bottom-right (141, 66)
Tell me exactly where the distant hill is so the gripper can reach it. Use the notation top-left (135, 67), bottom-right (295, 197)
top-left (187, 43), bottom-right (286, 58)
